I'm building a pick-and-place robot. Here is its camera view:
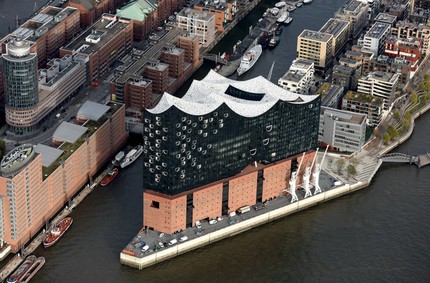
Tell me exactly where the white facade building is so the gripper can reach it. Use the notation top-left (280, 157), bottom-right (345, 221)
top-left (360, 22), bottom-right (391, 55)
top-left (319, 106), bottom-right (367, 152)
top-left (358, 71), bottom-right (399, 110)
top-left (278, 59), bottom-right (315, 94)
top-left (176, 9), bottom-right (216, 47)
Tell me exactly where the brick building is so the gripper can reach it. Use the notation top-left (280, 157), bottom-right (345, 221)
top-left (194, 0), bottom-right (238, 31)
top-left (384, 37), bottom-right (423, 70)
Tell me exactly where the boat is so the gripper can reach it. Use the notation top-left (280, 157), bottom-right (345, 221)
top-left (296, 2), bottom-right (303, 7)
top-left (284, 17), bottom-right (293, 24)
top-left (7, 255), bottom-right (37, 283)
top-left (100, 168), bottom-right (119, 187)
top-left (270, 7), bottom-right (279, 16)
top-left (120, 145), bottom-right (143, 168)
top-left (220, 52), bottom-right (226, 60)
top-left (275, 1), bottom-right (286, 8)
top-left (258, 33), bottom-right (270, 49)
top-left (274, 24), bottom-right (283, 35)
top-left (112, 150), bottom-right (125, 165)
top-left (277, 12), bottom-right (288, 23)
top-left (303, 0), bottom-right (313, 3)
top-left (287, 5), bottom-right (296, 11)
top-left (268, 34), bottom-right (280, 48)
top-left (236, 44), bottom-right (263, 76)
top-left (43, 217), bottom-right (73, 248)
top-left (17, 256), bottom-right (45, 283)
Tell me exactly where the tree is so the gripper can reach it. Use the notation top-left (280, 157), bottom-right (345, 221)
top-left (387, 125), bottom-right (398, 140)
top-left (405, 111), bottom-right (412, 122)
top-left (424, 73), bottom-right (430, 81)
top-left (402, 119), bottom-right (410, 131)
top-left (346, 164), bottom-right (357, 178)
top-left (383, 133), bottom-right (391, 144)
top-left (393, 110), bottom-right (401, 121)
top-left (350, 157), bottom-right (359, 167)
top-left (336, 159), bottom-right (346, 173)
top-left (411, 92), bottom-right (418, 104)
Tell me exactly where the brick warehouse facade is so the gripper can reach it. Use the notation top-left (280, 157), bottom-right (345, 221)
top-left (142, 71), bottom-right (320, 234)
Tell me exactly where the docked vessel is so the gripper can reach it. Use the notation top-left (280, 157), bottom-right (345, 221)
top-left (284, 17), bottom-right (293, 24)
top-left (258, 33), bottom-right (270, 49)
top-left (296, 2), bottom-right (303, 7)
top-left (120, 145), bottom-right (143, 168)
top-left (277, 12), bottom-right (289, 23)
top-left (268, 35), bottom-right (280, 48)
top-left (112, 151), bottom-right (125, 165)
top-left (43, 217), bottom-right (73, 248)
top-left (7, 255), bottom-right (45, 283)
top-left (237, 44), bottom-right (262, 76)
top-left (100, 168), bottom-right (119, 187)
top-left (303, 0), bottom-right (313, 3)
top-left (270, 7), bottom-right (279, 16)
top-left (275, 1), bottom-right (286, 8)
top-left (287, 5), bottom-right (296, 11)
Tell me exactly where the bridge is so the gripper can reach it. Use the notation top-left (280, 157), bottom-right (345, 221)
top-left (379, 152), bottom-right (430, 168)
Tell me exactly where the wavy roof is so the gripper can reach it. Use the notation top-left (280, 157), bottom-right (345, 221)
top-left (147, 70), bottom-right (319, 117)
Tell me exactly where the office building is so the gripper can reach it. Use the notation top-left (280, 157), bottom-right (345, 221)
top-left (366, 55), bottom-right (411, 88)
top-left (116, 0), bottom-right (157, 41)
top-left (409, 8), bottom-right (430, 24)
top-left (360, 22), bottom-right (391, 55)
top-left (319, 18), bottom-right (351, 56)
top-left (194, 0), bottom-right (238, 31)
top-left (332, 64), bottom-right (358, 91)
top-left (319, 106), bottom-right (366, 152)
top-left (176, 9), bottom-right (216, 47)
top-left (0, 102), bottom-right (127, 252)
top-left (358, 71), bottom-right (399, 110)
top-left (387, 1), bottom-right (410, 20)
top-left (278, 59), bottom-right (315, 94)
top-left (335, 0), bottom-right (368, 38)
top-left (142, 71), bottom-right (321, 233)
top-left (356, 0), bottom-right (381, 20)
top-left (67, 0), bottom-right (128, 27)
top-left (297, 29), bottom-right (334, 72)
top-left (60, 14), bottom-right (133, 83)
top-left (0, 6), bottom-right (80, 68)
top-left (342, 90), bottom-right (383, 125)
top-left (374, 13), bottom-right (397, 26)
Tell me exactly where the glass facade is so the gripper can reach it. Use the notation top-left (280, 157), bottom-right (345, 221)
top-left (143, 96), bottom-right (321, 195)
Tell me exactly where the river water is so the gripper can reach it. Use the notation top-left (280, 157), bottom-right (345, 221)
top-left (1, 0), bottom-right (430, 282)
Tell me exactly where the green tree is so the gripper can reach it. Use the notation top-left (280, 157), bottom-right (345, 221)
top-left (411, 92), bottom-right (418, 104)
top-left (402, 119), bottom-right (410, 131)
top-left (393, 110), bottom-right (401, 121)
top-left (346, 164), bottom-right (357, 178)
top-left (424, 73), bottom-right (430, 81)
top-left (350, 157), bottom-right (359, 167)
top-left (388, 125), bottom-right (399, 140)
top-left (336, 159), bottom-right (346, 173)
top-left (383, 133), bottom-right (391, 144)
top-left (405, 111), bottom-right (412, 122)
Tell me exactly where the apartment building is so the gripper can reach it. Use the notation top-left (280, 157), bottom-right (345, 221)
top-left (319, 18), bottom-right (351, 56)
top-left (374, 12), bottom-right (397, 26)
top-left (194, 0), bottom-right (238, 31)
top-left (391, 21), bottom-right (430, 55)
top-left (176, 8), bottom-right (216, 47)
top-left (335, 0), bottom-right (368, 38)
top-left (358, 71), bottom-right (399, 109)
top-left (317, 82), bottom-right (345, 108)
top-left (342, 90), bottom-right (384, 125)
top-left (384, 37), bottom-right (423, 70)
top-left (332, 64), bottom-right (359, 91)
top-left (278, 59), bottom-right (315, 94)
top-left (361, 22), bottom-right (391, 55)
top-left (319, 106), bottom-right (366, 152)
top-left (297, 29), bottom-right (334, 72)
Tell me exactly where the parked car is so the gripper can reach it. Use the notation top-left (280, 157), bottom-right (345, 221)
top-left (209, 219), bottom-right (218, 225)
top-left (179, 236), bottom-right (188, 242)
top-left (217, 217), bottom-right (223, 221)
top-left (159, 232), bottom-right (165, 238)
top-left (168, 239), bottom-right (178, 246)
top-left (141, 245), bottom-right (150, 252)
top-left (195, 220), bottom-right (202, 229)
top-left (158, 242), bottom-right (165, 248)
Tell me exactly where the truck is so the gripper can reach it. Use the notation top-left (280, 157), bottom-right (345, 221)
top-left (237, 206), bottom-right (251, 214)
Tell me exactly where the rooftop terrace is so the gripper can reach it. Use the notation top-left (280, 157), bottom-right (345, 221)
top-left (299, 29), bottom-right (333, 42)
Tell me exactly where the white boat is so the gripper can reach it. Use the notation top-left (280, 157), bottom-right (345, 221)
top-left (303, 0), bottom-right (313, 3)
top-left (237, 44), bottom-right (263, 76)
top-left (120, 145), bottom-right (143, 168)
top-left (284, 17), bottom-right (293, 24)
top-left (275, 1), bottom-right (286, 8)
top-left (112, 151), bottom-right (125, 165)
top-left (270, 7), bottom-right (280, 16)
top-left (277, 12), bottom-right (288, 23)
top-left (287, 5), bottom-right (296, 11)
top-left (296, 2), bottom-right (303, 7)
top-left (220, 52), bottom-right (226, 59)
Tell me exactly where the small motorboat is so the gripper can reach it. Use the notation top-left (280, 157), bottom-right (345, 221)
top-left (100, 168), bottom-right (119, 187)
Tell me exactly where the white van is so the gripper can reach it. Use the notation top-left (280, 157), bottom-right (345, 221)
top-left (179, 236), bottom-right (188, 242)
top-left (168, 239), bottom-right (178, 246)
top-left (238, 206), bottom-right (251, 214)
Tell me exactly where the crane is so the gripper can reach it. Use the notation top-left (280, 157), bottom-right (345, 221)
top-left (313, 145), bottom-right (329, 194)
top-left (284, 152), bottom-right (305, 203)
top-left (302, 148), bottom-right (319, 198)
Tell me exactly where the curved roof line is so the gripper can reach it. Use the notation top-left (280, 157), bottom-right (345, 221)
top-left (147, 70), bottom-right (319, 117)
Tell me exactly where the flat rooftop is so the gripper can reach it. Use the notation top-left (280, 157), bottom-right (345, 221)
top-left (299, 29), bottom-right (333, 42)
top-left (77, 101), bottom-right (110, 121)
top-left (344, 91), bottom-right (383, 105)
top-left (177, 8), bottom-right (215, 22)
top-left (317, 83), bottom-right (344, 106)
top-left (53, 122), bottom-right (88, 143)
top-left (339, 57), bottom-right (359, 65)
top-left (34, 144), bottom-right (64, 167)
top-left (368, 71), bottom-right (397, 82)
top-left (338, 0), bottom-right (364, 15)
top-left (319, 18), bottom-right (350, 37)
top-left (195, 0), bottom-right (230, 11)
top-left (333, 64), bottom-right (354, 75)
top-left (321, 106), bottom-right (366, 124)
top-left (375, 13), bottom-right (397, 24)
top-left (365, 22), bottom-right (390, 39)
top-left (62, 14), bottom-right (130, 55)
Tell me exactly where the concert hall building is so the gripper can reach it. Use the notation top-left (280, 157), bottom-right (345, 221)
top-left (143, 71), bottom-right (320, 233)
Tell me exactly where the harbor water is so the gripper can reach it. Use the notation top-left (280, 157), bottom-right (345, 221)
top-left (1, 0), bottom-right (430, 282)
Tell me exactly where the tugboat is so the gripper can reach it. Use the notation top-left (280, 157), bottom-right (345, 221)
top-left (268, 34), bottom-right (280, 48)
top-left (100, 168), bottom-right (119, 187)
top-left (6, 255), bottom-right (45, 283)
top-left (43, 217), bottom-right (73, 248)
top-left (120, 145), bottom-right (144, 168)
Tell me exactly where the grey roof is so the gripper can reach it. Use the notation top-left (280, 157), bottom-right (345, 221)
top-left (35, 144), bottom-right (64, 167)
top-left (53, 122), bottom-right (88, 143)
top-left (77, 101), bottom-right (110, 121)
top-left (70, 0), bottom-right (94, 10)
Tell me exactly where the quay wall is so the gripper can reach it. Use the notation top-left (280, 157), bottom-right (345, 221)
top-left (120, 177), bottom-right (378, 270)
